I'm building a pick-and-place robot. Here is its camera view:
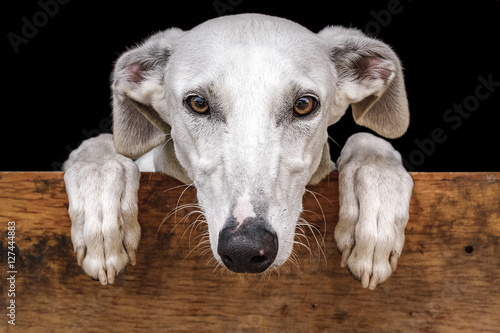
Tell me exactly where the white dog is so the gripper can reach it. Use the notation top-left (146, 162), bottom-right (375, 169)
top-left (64, 14), bottom-right (413, 290)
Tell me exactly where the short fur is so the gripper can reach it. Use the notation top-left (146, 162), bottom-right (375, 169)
top-left (64, 14), bottom-right (413, 289)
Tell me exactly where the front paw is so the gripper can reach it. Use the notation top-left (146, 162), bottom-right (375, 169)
top-left (64, 138), bottom-right (141, 284)
top-left (336, 218), bottom-right (405, 290)
top-left (335, 133), bottom-right (413, 289)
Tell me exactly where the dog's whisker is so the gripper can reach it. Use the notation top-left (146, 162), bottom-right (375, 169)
top-left (199, 247), bottom-right (213, 260)
top-left (294, 227), bottom-right (313, 250)
top-left (184, 236), bottom-right (211, 262)
top-left (158, 203), bottom-right (198, 228)
top-left (199, 247), bottom-right (219, 266)
top-left (173, 184), bottom-right (197, 221)
top-left (155, 203), bottom-right (202, 238)
top-left (306, 225), bottom-right (327, 260)
top-left (260, 270), bottom-right (273, 286)
top-left (297, 217), bottom-right (325, 245)
top-left (179, 210), bottom-right (205, 239)
top-left (165, 184), bottom-right (203, 239)
top-left (304, 189), bottom-right (329, 231)
top-left (300, 209), bottom-right (325, 225)
top-left (305, 188), bottom-right (335, 211)
top-left (328, 135), bottom-right (341, 148)
top-left (239, 272), bottom-right (267, 290)
top-left (286, 251), bottom-right (298, 268)
top-left (187, 216), bottom-right (208, 242)
top-left (294, 217), bottom-right (327, 268)
top-left (187, 221), bottom-right (206, 245)
top-left (209, 258), bottom-right (224, 275)
top-left (157, 133), bottom-right (174, 151)
top-left (162, 182), bottom-right (194, 193)
top-left (158, 184), bottom-right (196, 229)
top-left (189, 223), bottom-right (210, 243)
top-left (294, 235), bottom-right (312, 251)
top-left (302, 189), bottom-right (329, 262)
top-left (147, 172), bottom-right (153, 186)
top-left (186, 228), bottom-right (209, 248)
top-left (270, 265), bottom-right (282, 278)
top-left (187, 223), bottom-right (208, 251)
top-left (162, 207), bottom-right (211, 263)
top-left (294, 236), bottom-right (312, 253)
top-left (293, 238), bottom-right (313, 256)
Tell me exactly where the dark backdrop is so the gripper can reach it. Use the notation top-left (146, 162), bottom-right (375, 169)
top-left (3, 0), bottom-right (499, 171)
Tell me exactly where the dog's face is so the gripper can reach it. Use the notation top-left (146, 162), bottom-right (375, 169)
top-left (163, 17), bottom-right (335, 271)
top-left (111, 14), bottom-right (408, 273)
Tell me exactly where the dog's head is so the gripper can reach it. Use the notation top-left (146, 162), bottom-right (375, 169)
top-left (111, 14), bottom-right (408, 273)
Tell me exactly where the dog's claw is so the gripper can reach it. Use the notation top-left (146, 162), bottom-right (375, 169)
top-left (390, 251), bottom-right (399, 271)
top-left (76, 247), bottom-right (86, 266)
top-left (107, 266), bottom-right (116, 284)
top-left (128, 249), bottom-right (137, 266)
top-left (361, 271), bottom-right (370, 289)
top-left (340, 247), bottom-right (351, 268)
top-left (98, 268), bottom-right (108, 285)
top-left (369, 275), bottom-right (378, 290)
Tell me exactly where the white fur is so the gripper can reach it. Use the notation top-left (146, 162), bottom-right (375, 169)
top-left (64, 14), bottom-right (413, 288)
top-left (336, 133), bottom-right (413, 289)
top-left (64, 134), bottom-right (141, 284)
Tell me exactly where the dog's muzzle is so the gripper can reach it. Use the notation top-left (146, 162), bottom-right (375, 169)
top-left (217, 217), bottom-right (278, 273)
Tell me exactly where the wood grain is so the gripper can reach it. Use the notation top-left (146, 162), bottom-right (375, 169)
top-left (0, 172), bottom-right (499, 332)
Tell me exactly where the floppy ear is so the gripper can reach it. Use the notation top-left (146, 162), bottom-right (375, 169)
top-left (111, 28), bottom-right (184, 159)
top-left (318, 26), bottom-right (409, 138)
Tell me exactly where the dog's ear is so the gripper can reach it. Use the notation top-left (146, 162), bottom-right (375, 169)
top-left (112, 28), bottom-right (184, 159)
top-left (319, 26), bottom-right (409, 138)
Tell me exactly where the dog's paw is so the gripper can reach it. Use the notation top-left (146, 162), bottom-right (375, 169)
top-left (335, 133), bottom-right (413, 289)
top-left (64, 134), bottom-right (141, 284)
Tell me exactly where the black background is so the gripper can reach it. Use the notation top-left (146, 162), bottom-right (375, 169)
top-left (3, 0), bottom-right (499, 171)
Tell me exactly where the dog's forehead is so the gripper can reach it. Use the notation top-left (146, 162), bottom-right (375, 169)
top-left (187, 13), bottom-right (317, 47)
top-left (168, 14), bottom-right (330, 91)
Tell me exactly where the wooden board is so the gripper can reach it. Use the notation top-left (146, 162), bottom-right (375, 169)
top-left (0, 172), bottom-right (499, 332)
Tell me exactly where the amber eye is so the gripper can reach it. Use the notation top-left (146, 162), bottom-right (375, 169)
top-left (186, 95), bottom-right (210, 114)
top-left (293, 96), bottom-right (318, 116)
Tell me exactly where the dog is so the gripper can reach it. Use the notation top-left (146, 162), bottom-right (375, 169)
top-left (64, 13), bottom-right (413, 290)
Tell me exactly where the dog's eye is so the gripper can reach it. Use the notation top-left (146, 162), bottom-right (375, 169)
top-left (186, 95), bottom-right (210, 114)
top-left (293, 96), bottom-right (318, 116)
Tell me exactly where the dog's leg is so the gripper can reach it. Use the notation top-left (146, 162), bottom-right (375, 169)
top-left (64, 133), bottom-right (141, 284)
top-left (335, 133), bottom-right (413, 289)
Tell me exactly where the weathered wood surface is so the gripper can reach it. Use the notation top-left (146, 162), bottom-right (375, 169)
top-left (0, 172), bottom-right (499, 332)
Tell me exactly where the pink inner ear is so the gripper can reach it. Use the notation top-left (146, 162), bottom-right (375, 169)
top-left (357, 56), bottom-right (393, 83)
top-left (127, 62), bottom-right (145, 83)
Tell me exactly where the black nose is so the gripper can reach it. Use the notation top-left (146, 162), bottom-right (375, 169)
top-left (217, 217), bottom-right (278, 273)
